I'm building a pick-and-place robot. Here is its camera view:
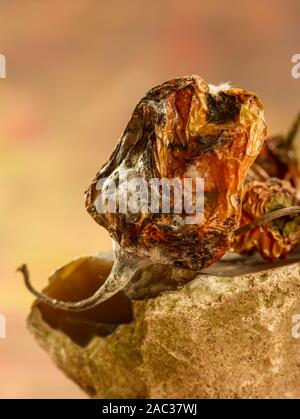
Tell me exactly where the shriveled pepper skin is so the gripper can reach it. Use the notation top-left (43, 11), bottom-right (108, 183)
top-left (256, 137), bottom-right (300, 186)
top-left (254, 113), bottom-right (300, 193)
top-left (232, 179), bottom-right (300, 260)
top-left (86, 76), bottom-right (266, 270)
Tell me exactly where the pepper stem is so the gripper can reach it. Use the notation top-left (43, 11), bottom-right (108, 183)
top-left (17, 254), bottom-right (148, 311)
top-left (235, 205), bottom-right (300, 236)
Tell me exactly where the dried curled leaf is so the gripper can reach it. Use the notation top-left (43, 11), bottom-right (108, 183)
top-left (232, 179), bottom-right (300, 260)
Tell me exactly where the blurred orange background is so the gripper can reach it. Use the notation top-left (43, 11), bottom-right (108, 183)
top-left (0, 0), bottom-right (299, 398)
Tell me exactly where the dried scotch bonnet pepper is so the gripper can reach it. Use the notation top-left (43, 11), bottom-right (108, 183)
top-left (232, 178), bottom-right (300, 260)
top-left (19, 75), bottom-right (266, 310)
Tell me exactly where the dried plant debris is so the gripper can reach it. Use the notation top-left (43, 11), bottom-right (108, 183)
top-left (232, 179), bottom-right (300, 260)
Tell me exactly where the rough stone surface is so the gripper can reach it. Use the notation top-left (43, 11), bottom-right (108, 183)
top-left (27, 258), bottom-right (300, 399)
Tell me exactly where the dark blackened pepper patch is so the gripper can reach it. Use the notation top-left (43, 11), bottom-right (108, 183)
top-left (205, 92), bottom-right (241, 124)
